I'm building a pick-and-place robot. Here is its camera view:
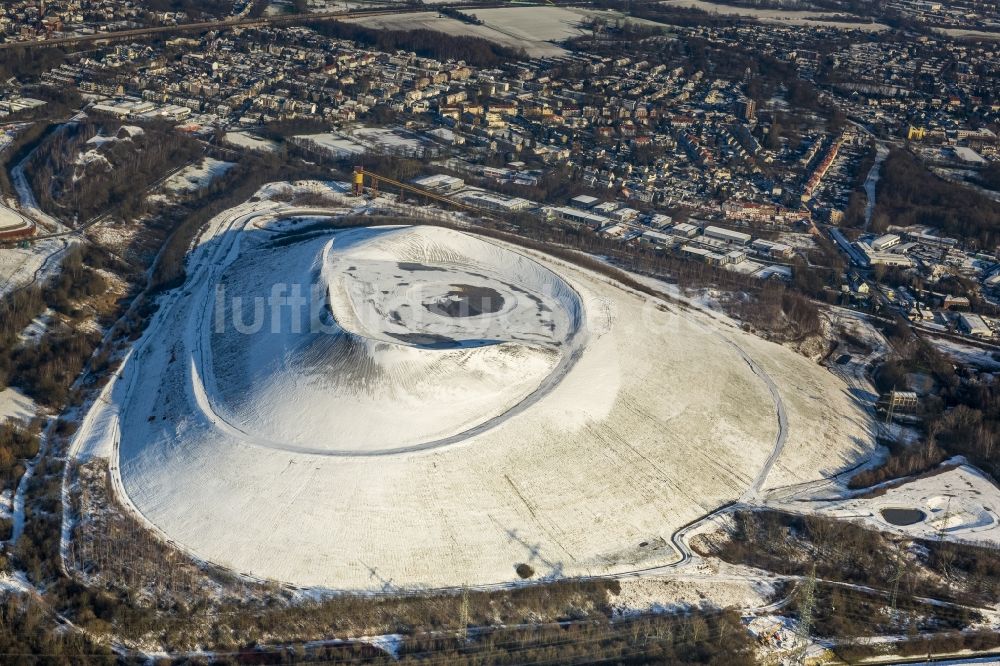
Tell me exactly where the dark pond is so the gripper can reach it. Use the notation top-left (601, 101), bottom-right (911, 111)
top-left (880, 507), bottom-right (926, 526)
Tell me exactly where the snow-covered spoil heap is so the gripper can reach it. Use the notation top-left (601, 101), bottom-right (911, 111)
top-left (76, 203), bottom-right (873, 591)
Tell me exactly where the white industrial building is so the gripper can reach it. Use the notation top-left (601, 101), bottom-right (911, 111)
top-left (648, 213), bottom-right (674, 228)
top-left (91, 97), bottom-right (157, 118)
top-left (704, 225), bottom-right (752, 247)
top-left (459, 191), bottom-right (532, 213)
top-left (0, 97), bottom-right (46, 115)
top-left (680, 245), bottom-right (745, 266)
top-left (668, 222), bottom-right (699, 238)
top-left (725, 249), bottom-right (747, 264)
top-left (548, 206), bottom-right (610, 229)
top-left (952, 146), bottom-right (987, 165)
top-left (570, 195), bottom-right (600, 209)
top-left (871, 233), bottom-right (901, 252)
top-left (959, 313), bottom-right (993, 339)
top-left (640, 230), bottom-right (674, 247)
top-left (856, 242), bottom-right (914, 268)
top-left (411, 174), bottom-right (465, 193)
top-left (751, 239), bottom-right (795, 260)
top-left (611, 207), bottom-right (640, 223)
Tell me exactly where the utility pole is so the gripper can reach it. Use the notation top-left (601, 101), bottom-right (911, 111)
top-left (937, 496), bottom-right (952, 541)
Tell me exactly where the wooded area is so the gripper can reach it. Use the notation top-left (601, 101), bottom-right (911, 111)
top-left (25, 119), bottom-right (203, 224)
top-left (0, 245), bottom-right (119, 408)
top-left (0, 592), bottom-right (115, 665)
top-left (874, 149), bottom-right (1000, 247)
top-left (862, 331), bottom-right (1000, 485)
top-left (704, 509), bottom-right (1000, 610)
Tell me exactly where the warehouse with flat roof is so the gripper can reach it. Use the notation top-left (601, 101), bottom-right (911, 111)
top-left (704, 225), bottom-right (752, 246)
top-left (959, 313), bottom-right (992, 339)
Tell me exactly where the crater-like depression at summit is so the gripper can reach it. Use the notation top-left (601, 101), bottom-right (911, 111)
top-left (206, 225), bottom-right (585, 454)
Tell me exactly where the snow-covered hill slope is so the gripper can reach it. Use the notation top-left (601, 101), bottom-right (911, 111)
top-left (72, 190), bottom-right (874, 591)
top-left (206, 225), bottom-right (582, 454)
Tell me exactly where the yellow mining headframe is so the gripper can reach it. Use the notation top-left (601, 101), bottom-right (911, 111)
top-left (351, 166), bottom-right (481, 214)
top-left (352, 165), bottom-right (365, 196)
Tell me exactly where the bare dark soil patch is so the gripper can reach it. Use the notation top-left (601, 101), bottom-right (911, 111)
top-left (387, 332), bottom-right (460, 348)
top-left (424, 284), bottom-right (504, 318)
top-left (398, 262), bottom-right (446, 272)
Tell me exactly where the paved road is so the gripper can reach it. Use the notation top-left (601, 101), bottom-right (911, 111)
top-left (735, 343), bottom-right (789, 503)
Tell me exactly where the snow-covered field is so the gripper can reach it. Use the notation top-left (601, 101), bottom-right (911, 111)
top-left (775, 232), bottom-right (816, 251)
top-left (930, 337), bottom-right (1000, 371)
top-left (937, 27), bottom-right (1000, 40)
top-left (293, 132), bottom-right (366, 158)
top-left (350, 127), bottom-right (423, 154)
top-left (18, 308), bottom-right (53, 346)
top-left (0, 387), bottom-right (35, 424)
top-left (223, 131), bottom-right (278, 153)
top-left (70, 185), bottom-right (874, 591)
top-left (0, 228), bottom-right (69, 299)
top-left (775, 462), bottom-right (1000, 547)
top-left (348, 8), bottom-right (663, 58)
top-left (661, 0), bottom-right (889, 31)
top-left (295, 128), bottom-right (423, 158)
top-left (163, 158), bottom-right (234, 193)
